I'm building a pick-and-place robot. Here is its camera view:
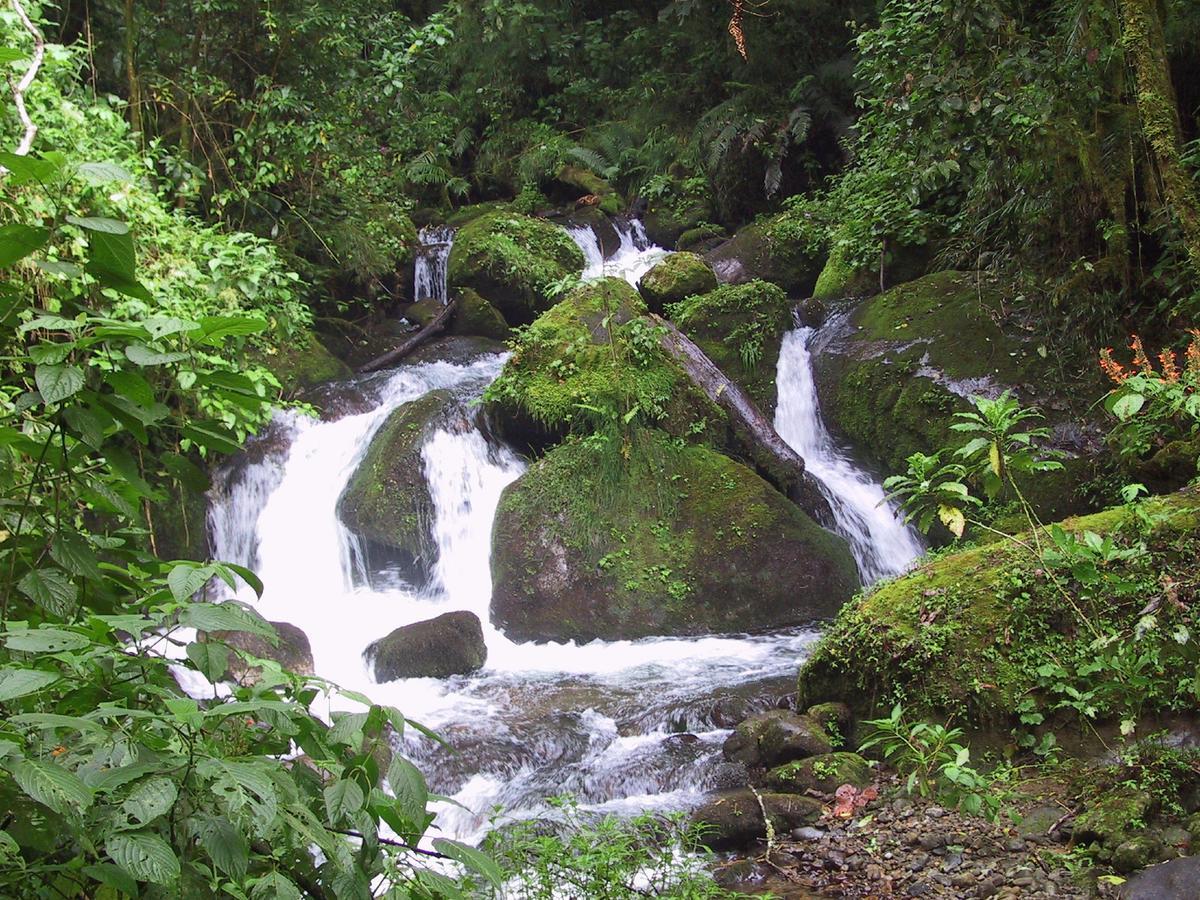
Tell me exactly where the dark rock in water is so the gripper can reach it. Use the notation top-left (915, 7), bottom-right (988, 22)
top-left (1119, 855), bottom-right (1200, 898)
top-left (705, 218), bottom-right (821, 295)
top-left (795, 296), bottom-right (827, 328)
top-left (764, 752), bottom-right (872, 794)
top-left (447, 211), bottom-right (585, 326)
top-left (448, 288), bottom-right (510, 341)
top-left (212, 621), bottom-right (314, 685)
top-left (722, 710), bottom-right (834, 768)
top-left (367, 611), bottom-right (487, 681)
top-left (404, 335), bottom-right (507, 366)
top-left (637, 252), bottom-right (718, 314)
top-left (690, 789), bottom-right (822, 850)
top-left (642, 198), bottom-right (712, 249)
top-left (490, 435), bottom-right (859, 643)
top-left (336, 389), bottom-right (457, 587)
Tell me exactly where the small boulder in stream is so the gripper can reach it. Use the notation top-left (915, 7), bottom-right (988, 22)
top-left (367, 611), bottom-right (487, 681)
top-left (690, 789), bottom-right (822, 851)
top-left (637, 252), bottom-right (717, 314)
top-left (336, 389), bottom-right (457, 586)
top-left (722, 710), bottom-right (834, 769)
top-left (211, 620), bottom-right (314, 685)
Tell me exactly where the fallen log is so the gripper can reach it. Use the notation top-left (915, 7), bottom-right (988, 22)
top-left (356, 298), bottom-right (458, 374)
top-left (652, 314), bottom-right (833, 524)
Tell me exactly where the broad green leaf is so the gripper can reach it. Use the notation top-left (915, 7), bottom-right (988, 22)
top-left (122, 777), bottom-right (178, 825)
top-left (387, 756), bottom-right (428, 831)
top-left (16, 569), bottom-right (79, 617)
top-left (324, 778), bottom-right (364, 824)
top-left (51, 534), bottom-right (103, 581)
top-left (3, 627), bottom-right (89, 653)
top-left (195, 815), bottom-right (248, 880)
top-left (167, 564), bottom-right (212, 602)
top-left (432, 838), bottom-right (504, 889)
top-left (76, 162), bottom-right (133, 184)
top-left (65, 215), bottom-right (129, 235)
top-left (162, 453), bottom-right (211, 492)
top-left (182, 421), bottom-right (243, 455)
top-left (413, 870), bottom-right (466, 900)
top-left (250, 872), bottom-right (301, 900)
top-left (196, 315), bottom-right (269, 345)
top-left (0, 223), bottom-right (51, 267)
top-left (125, 343), bottom-right (188, 367)
top-left (8, 758), bottom-right (94, 815)
top-left (63, 403), bottom-right (111, 449)
top-left (1112, 392), bottom-right (1145, 421)
top-left (179, 601), bottom-right (273, 637)
top-left (105, 369), bottom-right (155, 407)
top-left (35, 259), bottom-right (83, 278)
top-left (8, 713), bottom-right (103, 734)
top-left (85, 230), bottom-right (152, 301)
top-left (0, 47), bottom-right (25, 64)
top-left (186, 641), bottom-right (229, 682)
top-left (20, 313), bottom-right (82, 333)
top-left (106, 832), bottom-right (180, 885)
top-left (938, 504), bottom-right (965, 539)
top-left (987, 442), bottom-right (1002, 478)
top-left (144, 315), bottom-right (199, 339)
top-left (34, 364), bottom-right (85, 405)
top-left (83, 863), bottom-right (139, 897)
top-left (27, 341), bottom-right (75, 364)
top-left (329, 711), bottom-right (369, 747)
top-left (0, 668), bottom-right (59, 701)
top-left (0, 152), bottom-right (65, 185)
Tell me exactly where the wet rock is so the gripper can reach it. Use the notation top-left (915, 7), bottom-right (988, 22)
top-left (690, 789), bottom-right (822, 850)
top-left (1017, 805), bottom-right (1065, 842)
top-left (1118, 855), bottom-right (1200, 899)
top-left (722, 711), bottom-right (833, 769)
top-left (366, 611), bottom-right (487, 681)
top-left (765, 752), bottom-right (872, 794)
top-left (1074, 790), bottom-right (1154, 850)
top-left (448, 287), bottom-right (510, 341)
top-left (403, 335), bottom-right (507, 366)
top-left (638, 252), bottom-right (718, 314)
top-left (795, 296), bottom-right (827, 327)
top-left (211, 621), bottom-right (314, 685)
top-left (704, 217), bottom-right (821, 295)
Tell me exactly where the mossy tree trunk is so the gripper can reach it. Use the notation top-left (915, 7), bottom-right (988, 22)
top-left (1120, 0), bottom-right (1200, 276)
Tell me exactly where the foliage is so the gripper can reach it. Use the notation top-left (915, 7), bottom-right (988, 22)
top-left (1099, 331), bottom-right (1200, 461)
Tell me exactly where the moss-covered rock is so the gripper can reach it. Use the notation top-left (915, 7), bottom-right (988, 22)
top-left (796, 487), bottom-right (1200, 727)
top-left (1074, 790), bottom-right (1155, 850)
top-left (554, 165), bottom-right (623, 214)
top-left (490, 434), bottom-right (859, 643)
top-left (643, 200), bottom-right (713, 249)
top-left (805, 702), bottom-right (853, 749)
top-left (722, 710), bottom-right (835, 769)
top-left (667, 280), bottom-right (794, 411)
top-left (812, 232), bottom-right (930, 302)
top-left (677, 224), bottom-right (728, 254)
top-left (704, 213), bottom-right (822, 295)
top-left (637, 252), bottom-right (718, 314)
top-left (252, 329), bottom-right (351, 398)
top-left (764, 752), bottom-right (872, 794)
top-left (366, 611), bottom-right (487, 681)
top-left (336, 389), bottom-right (456, 586)
top-left (448, 288), bottom-right (510, 340)
top-left (689, 790), bottom-right (822, 851)
top-left (447, 211), bottom-right (584, 325)
top-left (814, 270), bottom-right (1101, 523)
top-left (483, 278), bottom-right (725, 451)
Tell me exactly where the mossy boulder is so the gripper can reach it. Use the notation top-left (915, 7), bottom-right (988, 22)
top-left (705, 213), bottom-right (822, 295)
top-left (447, 211), bottom-right (585, 326)
top-left (212, 621), bottom-right (314, 686)
top-left (448, 288), bottom-right (510, 340)
top-left (482, 278), bottom-right (725, 451)
top-left (490, 434), bottom-right (859, 643)
top-left (796, 487), bottom-right (1200, 727)
top-left (722, 710), bottom-right (834, 769)
top-left (690, 790), bottom-right (822, 851)
top-left (643, 199), bottom-right (713, 249)
top-left (764, 752), bottom-right (872, 794)
top-left (553, 165), bottom-right (622, 214)
top-left (812, 231), bottom-right (930, 302)
top-left (252, 329), bottom-right (351, 398)
top-left (677, 224), bottom-right (728, 254)
top-left (805, 702), bottom-right (853, 748)
top-left (336, 390), bottom-right (456, 586)
top-left (637, 252), bottom-right (718, 314)
top-left (366, 611), bottom-right (487, 681)
top-left (814, 270), bottom-right (1100, 523)
top-left (668, 280), bottom-right (793, 410)
top-left (1074, 790), bottom-right (1155, 850)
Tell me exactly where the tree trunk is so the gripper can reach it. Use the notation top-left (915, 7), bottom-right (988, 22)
top-left (123, 0), bottom-right (142, 139)
top-left (1120, 0), bottom-right (1200, 275)
top-left (357, 300), bottom-right (458, 374)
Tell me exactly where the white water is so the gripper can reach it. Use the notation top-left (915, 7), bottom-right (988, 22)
top-left (774, 326), bottom-right (924, 582)
top-left (204, 219), bottom-right (914, 847)
top-left (568, 217), bottom-right (670, 286)
top-left (413, 225), bottom-right (455, 304)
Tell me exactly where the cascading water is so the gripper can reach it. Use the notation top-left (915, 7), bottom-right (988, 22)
top-left (205, 218), bottom-right (917, 847)
top-left (568, 217), bottom-right (670, 285)
top-left (412, 225), bottom-right (455, 304)
top-left (774, 324), bottom-right (924, 582)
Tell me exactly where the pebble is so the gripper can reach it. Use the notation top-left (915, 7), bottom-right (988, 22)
top-left (919, 832), bottom-right (947, 850)
top-left (926, 806), bottom-right (947, 818)
top-left (792, 826), bottom-right (824, 841)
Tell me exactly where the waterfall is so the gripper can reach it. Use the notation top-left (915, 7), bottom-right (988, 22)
top-left (774, 326), bottom-right (924, 582)
top-left (567, 218), bottom-right (669, 286)
top-left (413, 225), bottom-right (455, 304)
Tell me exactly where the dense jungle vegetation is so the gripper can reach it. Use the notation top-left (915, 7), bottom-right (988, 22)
top-left (2, 0), bottom-right (1200, 896)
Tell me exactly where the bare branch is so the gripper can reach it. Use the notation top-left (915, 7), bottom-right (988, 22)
top-left (7, 0), bottom-right (46, 158)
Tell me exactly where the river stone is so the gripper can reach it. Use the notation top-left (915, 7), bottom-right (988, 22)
top-left (211, 621), bottom-right (314, 685)
top-left (704, 217), bottom-right (820, 295)
top-left (1120, 856), bottom-right (1200, 898)
top-left (1113, 835), bottom-right (1167, 874)
top-left (637, 252), bottom-right (717, 314)
top-left (764, 752), bottom-right (872, 794)
top-left (1073, 790), bottom-right (1155, 850)
top-left (367, 611), bottom-right (487, 681)
top-left (722, 710), bottom-right (833, 769)
top-left (336, 389), bottom-right (456, 587)
top-left (448, 287), bottom-right (510, 340)
top-left (689, 789), bottom-right (822, 851)
top-left (805, 702), bottom-right (853, 748)
top-left (490, 437), bottom-right (859, 643)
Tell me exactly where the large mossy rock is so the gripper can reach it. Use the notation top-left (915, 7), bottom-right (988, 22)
top-left (448, 288), bottom-right (510, 340)
top-left (814, 270), bottom-right (1099, 522)
top-left (705, 212), bottom-right (821, 295)
top-left (482, 278), bottom-right (725, 451)
top-left (490, 434), bottom-right (859, 643)
top-left (796, 488), bottom-right (1200, 728)
top-left (722, 710), bottom-right (834, 769)
top-left (447, 211), bottom-right (585, 326)
top-left (252, 328), bottom-right (351, 399)
top-left (690, 790), bottom-right (822, 851)
top-left (638, 252), bottom-right (718, 313)
top-left (668, 280), bottom-right (793, 411)
top-left (336, 389), bottom-right (456, 585)
top-left (367, 611), bottom-right (487, 681)
top-left (764, 752), bottom-right (872, 794)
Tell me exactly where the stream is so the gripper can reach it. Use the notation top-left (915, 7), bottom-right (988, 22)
top-left (204, 218), bottom-right (922, 846)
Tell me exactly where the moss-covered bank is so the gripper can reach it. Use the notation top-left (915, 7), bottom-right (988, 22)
top-left (490, 433), bottom-right (859, 642)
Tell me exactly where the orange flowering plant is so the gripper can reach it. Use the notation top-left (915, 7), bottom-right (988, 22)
top-left (1099, 332), bottom-right (1200, 460)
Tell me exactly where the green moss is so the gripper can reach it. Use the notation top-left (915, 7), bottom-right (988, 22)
top-left (449, 288), bottom-right (511, 340)
top-left (1074, 790), bottom-right (1155, 850)
top-left (706, 212), bottom-right (822, 295)
top-left (251, 328), bottom-right (351, 398)
top-left (797, 487), bottom-right (1200, 728)
top-left (638, 252), bottom-right (718, 314)
top-left (447, 211), bottom-right (584, 325)
top-left (484, 278), bottom-right (723, 443)
top-left (668, 280), bottom-right (792, 410)
top-left (765, 753), bottom-right (872, 794)
top-left (813, 241), bottom-right (877, 301)
top-left (676, 224), bottom-right (727, 252)
top-left (490, 432), bottom-right (860, 642)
